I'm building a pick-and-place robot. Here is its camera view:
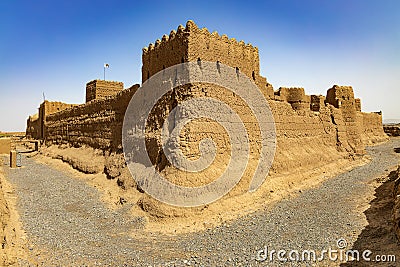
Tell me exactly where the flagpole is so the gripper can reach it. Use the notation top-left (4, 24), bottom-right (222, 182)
top-left (103, 63), bottom-right (109, 80)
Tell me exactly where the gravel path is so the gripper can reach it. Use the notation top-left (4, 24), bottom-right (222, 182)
top-left (3, 138), bottom-right (400, 266)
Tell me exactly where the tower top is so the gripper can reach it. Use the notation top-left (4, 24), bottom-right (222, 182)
top-left (141, 20), bottom-right (264, 86)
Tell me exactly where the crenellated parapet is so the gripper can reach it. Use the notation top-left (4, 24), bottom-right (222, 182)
top-left (141, 20), bottom-right (273, 97)
top-left (325, 85), bottom-right (365, 154)
top-left (326, 85), bottom-right (356, 109)
top-left (275, 87), bottom-right (310, 111)
top-left (142, 23), bottom-right (188, 83)
top-left (310, 95), bottom-right (326, 112)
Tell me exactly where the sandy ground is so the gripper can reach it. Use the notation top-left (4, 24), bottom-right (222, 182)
top-left (340, 166), bottom-right (400, 267)
top-left (32, 153), bottom-right (143, 211)
top-left (2, 138), bottom-right (399, 265)
top-left (0, 156), bottom-right (28, 265)
top-left (32, 148), bottom-right (372, 235)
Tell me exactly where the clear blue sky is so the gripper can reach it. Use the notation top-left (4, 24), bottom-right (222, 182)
top-left (0, 0), bottom-right (399, 131)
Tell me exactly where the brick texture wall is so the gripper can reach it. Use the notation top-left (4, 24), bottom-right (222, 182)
top-left (45, 85), bottom-right (139, 150)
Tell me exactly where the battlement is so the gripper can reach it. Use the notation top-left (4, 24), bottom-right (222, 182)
top-left (32, 101), bottom-right (78, 139)
top-left (86, 80), bottom-right (124, 103)
top-left (355, 98), bottom-right (361, 112)
top-left (40, 101), bottom-right (77, 116)
top-left (142, 21), bottom-right (257, 55)
top-left (275, 87), bottom-right (311, 111)
top-left (142, 20), bottom-right (267, 90)
top-left (326, 85), bottom-right (355, 109)
top-left (310, 95), bottom-right (326, 112)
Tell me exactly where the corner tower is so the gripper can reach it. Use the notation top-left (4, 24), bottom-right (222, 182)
top-left (141, 20), bottom-right (274, 98)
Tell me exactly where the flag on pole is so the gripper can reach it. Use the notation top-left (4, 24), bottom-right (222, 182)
top-left (104, 63), bottom-right (110, 68)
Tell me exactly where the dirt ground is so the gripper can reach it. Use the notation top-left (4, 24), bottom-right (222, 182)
top-left (33, 145), bottom-right (372, 235)
top-left (1, 139), bottom-right (399, 265)
top-left (0, 157), bottom-right (28, 265)
top-left (340, 167), bottom-right (400, 267)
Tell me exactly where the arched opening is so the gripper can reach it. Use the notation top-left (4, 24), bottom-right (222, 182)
top-left (252, 71), bottom-right (256, 81)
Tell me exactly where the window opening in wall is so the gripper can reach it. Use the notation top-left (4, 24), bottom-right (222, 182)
top-left (216, 61), bottom-right (221, 74)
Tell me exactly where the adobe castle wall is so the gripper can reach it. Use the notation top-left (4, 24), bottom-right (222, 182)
top-left (26, 101), bottom-right (77, 139)
top-left (25, 21), bottom-right (388, 209)
top-left (45, 84), bottom-right (139, 150)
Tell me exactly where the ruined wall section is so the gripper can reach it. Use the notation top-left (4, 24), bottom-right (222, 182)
top-left (26, 101), bottom-right (78, 139)
top-left (45, 85), bottom-right (139, 150)
top-left (126, 80), bottom-right (387, 183)
top-left (310, 95), bottom-right (326, 112)
top-left (268, 100), bottom-right (342, 174)
top-left (358, 112), bottom-right (388, 144)
top-left (275, 87), bottom-right (311, 111)
top-left (26, 113), bottom-right (39, 139)
top-left (326, 85), bottom-right (364, 154)
top-left (141, 80), bottom-right (344, 195)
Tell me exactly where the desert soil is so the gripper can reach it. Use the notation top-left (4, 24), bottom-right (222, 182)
top-left (2, 138), bottom-right (400, 266)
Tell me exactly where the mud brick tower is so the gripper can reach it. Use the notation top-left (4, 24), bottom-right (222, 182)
top-left (141, 20), bottom-right (274, 98)
top-left (86, 80), bottom-right (124, 103)
top-left (326, 85), bottom-right (364, 154)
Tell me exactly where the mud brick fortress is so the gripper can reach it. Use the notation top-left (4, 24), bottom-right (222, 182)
top-left (26, 21), bottom-right (388, 189)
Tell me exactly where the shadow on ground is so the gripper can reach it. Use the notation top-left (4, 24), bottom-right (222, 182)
top-left (340, 170), bottom-right (400, 267)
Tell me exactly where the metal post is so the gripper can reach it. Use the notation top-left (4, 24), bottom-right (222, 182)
top-left (104, 63), bottom-right (109, 80)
